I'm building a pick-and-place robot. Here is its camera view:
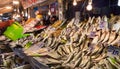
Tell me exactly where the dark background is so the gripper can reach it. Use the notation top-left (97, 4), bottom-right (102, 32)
top-left (65, 0), bottom-right (120, 20)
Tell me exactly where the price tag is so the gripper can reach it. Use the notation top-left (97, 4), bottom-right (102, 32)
top-left (66, 28), bottom-right (71, 34)
top-left (75, 11), bottom-right (80, 20)
top-left (51, 27), bottom-right (56, 31)
top-left (89, 31), bottom-right (96, 38)
top-left (51, 8), bottom-right (55, 12)
top-left (107, 45), bottom-right (120, 58)
top-left (99, 21), bottom-right (105, 29)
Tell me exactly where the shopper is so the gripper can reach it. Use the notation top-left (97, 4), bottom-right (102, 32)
top-left (43, 15), bottom-right (51, 26)
top-left (35, 10), bottom-right (44, 25)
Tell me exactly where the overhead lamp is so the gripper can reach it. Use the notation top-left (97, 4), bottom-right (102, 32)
top-left (118, 0), bottom-right (120, 6)
top-left (86, 0), bottom-right (92, 11)
top-left (59, 11), bottom-right (62, 14)
top-left (73, 0), bottom-right (77, 6)
top-left (13, 0), bottom-right (19, 5)
top-left (6, 6), bottom-right (12, 9)
top-left (14, 9), bottom-right (17, 11)
top-left (48, 10), bottom-right (51, 15)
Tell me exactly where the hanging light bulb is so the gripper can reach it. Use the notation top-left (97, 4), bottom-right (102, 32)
top-left (73, 0), bottom-right (77, 6)
top-left (86, 2), bottom-right (92, 11)
top-left (48, 10), bottom-right (51, 15)
top-left (59, 11), bottom-right (62, 14)
top-left (118, 0), bottom-right (120, 6)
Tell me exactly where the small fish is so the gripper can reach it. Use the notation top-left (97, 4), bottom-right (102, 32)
top-left (80, 56), bottom-right (90, 67)
top-left (69, 45), bottom-right (74, 52)
top-left (98, 31), bottom-right (106, 43)
top-left (48, 51), bottom-right (61, 59)
top-left (91, 35), bottom-right (99, 44)
top-left (47, 58), bottom-right (61, 64)
top-left (72, 52), bottom-right (82, 62)
top-left (108, 31), bottom-right (117, 44)
top-left (64, 45), bottom-right (71, 54)
top-left (107, 57), bottom-right (120, 69)
top-left (104, 59), bottom-right (115, 69)
top-left (102, 31), bottom-right (110, 43)
top-left (111, 35), bottom-right (120, 45)
top-left (73, 57), bottom-right (82, 68)
top-left (46, 37), bottom-right (53, 47)
top-left (94, 53), bottom-right (106, 61)
top-left (64, 52), bottom-right (75, 64)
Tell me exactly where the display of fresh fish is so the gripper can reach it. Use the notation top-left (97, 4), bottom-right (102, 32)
top-left (98, 30), bottom-right (106, 43)
top-left (7, 16), bottom-right (120, 69)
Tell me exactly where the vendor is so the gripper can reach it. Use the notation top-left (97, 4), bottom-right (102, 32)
top-left (23, 10), bottom-right (43, 33)
top-left (35, 11), bottom-right (43, 23)
top-left (50, 15), bottom-right (58, 24)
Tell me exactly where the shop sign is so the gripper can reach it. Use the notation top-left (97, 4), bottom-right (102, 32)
top-left (21, 0), bottom-right (46, 9)
top-left (107, 45), bottom-right (120, 58)
top-left (50, 2), bottom-right (58, 15)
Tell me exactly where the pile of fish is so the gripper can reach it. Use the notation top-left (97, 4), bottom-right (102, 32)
top-left (10, 16), bottom-right (120, 69)
top-left (0, 40), bottom-right (31, 69)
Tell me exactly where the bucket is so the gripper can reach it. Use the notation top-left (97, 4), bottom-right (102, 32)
top-left (4, 22), bottom-right (29, 41)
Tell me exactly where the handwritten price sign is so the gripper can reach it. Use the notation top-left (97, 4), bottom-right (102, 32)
top-left (107, 45), bottom-right (120, 58)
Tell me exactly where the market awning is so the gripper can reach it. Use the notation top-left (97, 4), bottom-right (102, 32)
top-left (0, 7), bottom-right (13, 14)
top-left (21, 0), bottom-right (57, 9)
top-left (0, 0), bottom-right (12, 8)
top-left (0, 0), bottom-right (13, 14)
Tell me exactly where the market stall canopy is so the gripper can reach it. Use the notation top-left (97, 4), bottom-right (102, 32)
top-left (0, 0), bottom-right (12, 8)
top-left (21, 0), bottom-right (57, 9)
top-left (0, 0), bottom-right (13, 14)
top-left (0, 7), bottom-right (13, 14)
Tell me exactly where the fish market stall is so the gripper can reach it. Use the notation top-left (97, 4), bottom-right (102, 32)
top-left (1, 0), bottom-right (120, 69)
top-left (5, 16), bottom-right (120, 69)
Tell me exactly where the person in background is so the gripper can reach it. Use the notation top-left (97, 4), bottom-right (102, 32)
top-left (50, 15), bottom-right (58, 24)
top-left (43, 14), bottom-right (51, 26)
top-left (35, 10), bottom-right (43, 25)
